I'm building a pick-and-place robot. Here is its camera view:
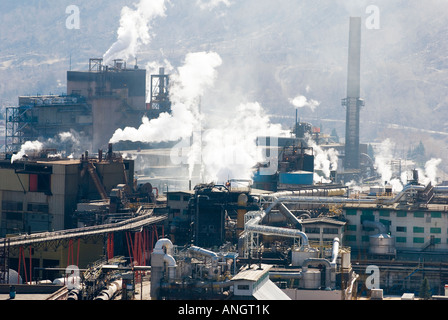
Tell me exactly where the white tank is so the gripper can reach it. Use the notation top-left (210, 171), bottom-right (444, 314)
top-left (369, 234), bottom-right (396, 255)
top-left (302, 270), bottom-right (321, 289)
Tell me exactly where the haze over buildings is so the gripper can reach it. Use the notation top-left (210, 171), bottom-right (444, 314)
top-left (0, 0), bottom-right (448, 304)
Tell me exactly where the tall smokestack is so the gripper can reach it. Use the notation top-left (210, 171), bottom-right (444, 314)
top-left (343, 17), bottom-right (364, 170)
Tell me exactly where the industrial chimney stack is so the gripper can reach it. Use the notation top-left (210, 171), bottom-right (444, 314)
top-left (342, 17), bottom-right (364, 171)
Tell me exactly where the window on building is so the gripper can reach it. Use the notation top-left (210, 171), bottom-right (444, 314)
top-left (344, 235), bottom-right (356, 242)
top-left (396, 237), bottom-right (407, 243)
top-left (168, 194), bottom-right (181, 201)
top-left (413, 226), bottom-right (424, 233)
top-left (397, 211), bottom-right (407, 217)
top-left (305, 227), bottom-right (320, 234)
top-left (237, 285), bottom-right (250, 291)
top-left (431, 212), bottom-right (442, 219)
top-left (379, 210), bottom-right (390, 217)
top-left (413, 237), bottom-right (425, 243)
top-left (323, 227), bottom-right (338, 234)
top-left (29, 174), bottom-right (51, 194)
top-left (430, 227), bottom-right (441, 234)
top-left (414, 212), bottom-right (425, 218)
top-left (396, 226), bottom-right (407, 233)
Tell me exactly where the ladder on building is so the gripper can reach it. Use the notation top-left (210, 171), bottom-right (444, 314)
top-left (0, 239), bottom-right (10, 283)
top-left (87, 162), bottom-right (108, 200)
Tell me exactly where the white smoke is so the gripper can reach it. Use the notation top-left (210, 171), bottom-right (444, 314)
top-left (110, 51), bottom-right (222, 144)
top-left (374, 139), bottom-right (442, 190)
top-left (374, 138), bottom-right (394, 185)
top-left (201, 102), bottom-right (285, 183)
top-left (103, 0), bottom-right (168, 65)
top-left (289, 94), bottom-right (320, 112)
top-left (373, 138), bottom-right (406, 191)
top-left (11, 140), bottom-right (43, 163)
top-left (418, 158), bottom-right (442, 186)
top-left (306, 136), bottom-right (339, 183)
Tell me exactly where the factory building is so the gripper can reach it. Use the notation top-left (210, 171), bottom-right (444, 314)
top-left (0, 149), bottom-right (134, 236)
top-left (5, 95), bottom-right (92, 153)
top-left (67, 59), bottom-right (146, 150)
top-left (6, 59), bottom-right (169, 153)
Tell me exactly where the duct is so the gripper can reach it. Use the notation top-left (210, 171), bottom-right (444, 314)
top-left (67, 289), bottom-right (80, 300)
top-left (278, 203), bottom-right (302, 230)
top-left (163, 253), bottom-right (177, 280)
top-left (382, 184), bottom-right (425, 205)
top-left (94, 279), bottom-right (122, 300)
top-left (189, 246), bottom-right (219, 267)
top-left (245, 222), bottom-right (309, 247)
top-left (154, 238), bottom-right (174, 255)
top-left (238, 232), bottom-right (248, 257)
top-left (270, 272), bottom-right (303, 280)
top-left (302, 258), bottom-right (332, 289)
top-left (262, 184), bottom-right (425, 207)
top-left (330, 237), bottom-right (340, 266)
top-left (362, 220), bottom-right (387, 235)
top-left (153, 238), bottom-right (177, 280)
top-left (434, 186), bottom-right (448, 193)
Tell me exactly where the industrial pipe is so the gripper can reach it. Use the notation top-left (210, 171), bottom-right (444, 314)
top-left (189, 246), bottom-right (219, 267)
top-left (269, 271), bottom-right (303, 280)
top-left (278, 203), bottom-right (302, 230)
top-left (302, 258), bottom-right (332, 289)
top-left (154, 238), bottom-right (174, 255)
top-left (330, 237), bottom-right (340, 266)
top-left (362, 220), bottom-right (387, 235)
top-left (245, 222), bottom-right (309, 246)
top-left (94, 279), bottom-right (122, 300)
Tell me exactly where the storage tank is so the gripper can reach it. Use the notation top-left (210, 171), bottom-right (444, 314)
top-left (302, 270), bottom-right (321, 289)
top-left (369, 233), bottom-right (396, 255)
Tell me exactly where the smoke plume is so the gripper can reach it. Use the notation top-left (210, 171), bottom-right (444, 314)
top-left (306, 136), bottom-right (339, 183)
top-left (289, 94), bottom-right (320, 112)
top-left (103, 0), bottom-right (168, 65)
top-left (110, 51), bottom-right (222, 144)
top-left (11, 140), bottom-right (43, 163)
top-left (201, 102), bottom-right (285, 183)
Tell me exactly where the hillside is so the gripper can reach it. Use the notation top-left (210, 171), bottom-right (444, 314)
top-left (0, 0), bottom-right (447, 176)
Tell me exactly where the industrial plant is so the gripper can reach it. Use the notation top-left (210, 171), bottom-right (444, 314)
top-left (0, 15), bottom-right (447, 303)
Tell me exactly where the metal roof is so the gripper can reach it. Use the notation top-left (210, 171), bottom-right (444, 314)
top-left (253, 279), bottom-right (291, 300)
top-left (231, 264), bottom-right (272, 282)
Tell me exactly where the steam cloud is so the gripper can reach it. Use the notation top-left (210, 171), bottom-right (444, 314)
top-left (103, 0), bottom-right (168, 65)
top-left (374, 139), bottom-right (443, 191)
top-left (11, 140), bottom-right (43, 163)
top-left (201, 102), bottom-right (285, 182)
top-left (306, 136), bottom-right (339, 183)
top-left (289, 94), bottom-right (320, 112)
top-left (110, 51), bottom-right (222, 144)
